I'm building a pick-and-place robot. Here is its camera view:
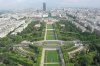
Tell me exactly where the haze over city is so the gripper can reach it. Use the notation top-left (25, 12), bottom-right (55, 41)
top-left (0, 0), bottom-right (100, 10)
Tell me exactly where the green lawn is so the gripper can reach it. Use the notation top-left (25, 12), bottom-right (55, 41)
top-left (44, 64), bottom-right (60, 66)
top-left (47, 30), bottom-right (54, 35)
top-left (66, 46), bottom-right (79, 52)
top-left (44, 44), bottom-right (59, 46)
top-left (47, 24), bottom-right (53, 29)
top-left (46, 30), bottom-right (56, 40)
top-left (46, 35), bottom-right (55, 40)
top-left (45, 50), bottom-right (59, 63)
top-left (62, 42), bottom-right (75, 49)
top-left (46, 24), bottom-right (57, 40)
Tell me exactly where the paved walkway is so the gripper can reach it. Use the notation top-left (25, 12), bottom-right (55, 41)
top-left (40, 49), bottom-right (45, 66)
top-left (47, 29), bottom-right (55, 30)
top-left (18, 47), bottom-right (30, 54)
top-left (59, 49), bottom-right (65, 66)
top-left (44, 24), bottom-right (47, 40)
top-left (68, 46), bottom-right (84, 58)
top-left (44, 62), bottom-right (59, 64)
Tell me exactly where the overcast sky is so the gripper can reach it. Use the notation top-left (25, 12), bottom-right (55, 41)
top-left (0, 0), bottom-right (100, 10)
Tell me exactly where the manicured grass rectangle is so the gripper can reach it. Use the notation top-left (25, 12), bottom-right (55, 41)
top-left (46, 35), bottom-right (55, 40)
top-left (44, 64), bottom-right (60, 66)
top-left (45, 50), bottom-right (59, 63)
top-left (46, 30), bottom-right (56, 40)
top-left (44, 43), bottom-right (59, 46)
top-left (47, 24), bottom-right (53, 29)
top-left (47, 30), bottom-right (54, 35)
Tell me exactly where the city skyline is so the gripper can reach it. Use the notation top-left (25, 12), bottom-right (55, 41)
top-left (0, 0), bottom-right (100, 10)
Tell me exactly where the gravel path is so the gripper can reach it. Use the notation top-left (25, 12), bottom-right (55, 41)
top-left (68, 46), bottom-right (84, 58)
top-left (40, 49), bottom-right (45, 66)
top-left (44, 24), bottom-right (47, 40)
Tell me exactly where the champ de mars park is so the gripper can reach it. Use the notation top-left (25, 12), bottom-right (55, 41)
top-left (11, 18), bottom-right (85, 66)
top-left (1, 14), bottom-right (99, 66)
top-left (1, 2), bottom-right (100, 66)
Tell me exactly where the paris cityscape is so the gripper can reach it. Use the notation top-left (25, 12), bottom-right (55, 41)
top-left (0, 0), bottom-right (100, 66)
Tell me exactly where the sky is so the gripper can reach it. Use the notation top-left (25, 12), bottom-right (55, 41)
top-left (0, 0), bottom-right (100, 10)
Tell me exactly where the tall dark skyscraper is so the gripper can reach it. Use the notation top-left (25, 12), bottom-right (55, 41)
top-left (43, 2), bottom-right (46, 11)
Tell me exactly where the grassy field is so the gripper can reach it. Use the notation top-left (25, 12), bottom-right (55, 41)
top-left (46, 35), bottom-right (55, 40)
top-left (44, 44), bottom-right (59, 46)
top-left (47, 24), bottom-right (53, 29)
top-left (44, 64), bottom-right (60, 66)
top-left (46, 30), bottom-right (56, 40)
top-left (46, 24), bottom-right (57, 40)
top-left (47, 30), bottom-right (54, 35)
top-left (45, 50), bottom-right (59, 63)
